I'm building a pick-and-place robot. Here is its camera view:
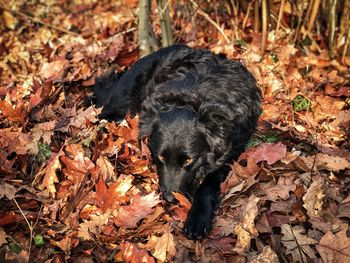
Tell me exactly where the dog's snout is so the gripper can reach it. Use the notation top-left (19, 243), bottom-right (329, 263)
top-left (163, 191), bottom-right (176, 204)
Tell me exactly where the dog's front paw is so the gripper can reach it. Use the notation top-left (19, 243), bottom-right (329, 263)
top-left (184, 206), bottom-right (213, 240)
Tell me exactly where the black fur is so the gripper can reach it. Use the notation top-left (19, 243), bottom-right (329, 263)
top-left (94, 45), bottom-right (261, 239)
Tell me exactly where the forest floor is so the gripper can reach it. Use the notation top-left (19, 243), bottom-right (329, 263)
top-left (0, 1), bottom-right (349, 262)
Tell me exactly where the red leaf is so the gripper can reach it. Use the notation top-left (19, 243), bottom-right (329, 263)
top-left (112, 192), bottom-right (161, 228)
top-left (249, 142), bottom-right (287, 165)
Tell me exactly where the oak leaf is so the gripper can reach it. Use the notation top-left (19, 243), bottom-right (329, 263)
top-left (142, 226), bottom-right (176, 262)
top-left (77, 212), bottom-right (110, 240)
top-left (112, 192), bottom-right (161, 228)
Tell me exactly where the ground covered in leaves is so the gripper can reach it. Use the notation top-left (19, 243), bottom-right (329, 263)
top-left (0, 1), bottom-right (350, 262)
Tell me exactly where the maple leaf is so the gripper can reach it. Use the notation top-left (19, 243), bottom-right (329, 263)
top-left (316, 229), bottom-right (350, 263)
top-left (234, 195), bottom-right (260, 253)
top-left (0, 183), bottom-right (17, 200)
top-left (142, 225), bottom-right (176, 262)
top-left (281, 224), bottom-right (318, 263)
top-left (112, 192), bottom-right (161, 228)
top-left (119, 242), bottom-right (155, 263)
top-left (77, 212), bottom-right (110, 240)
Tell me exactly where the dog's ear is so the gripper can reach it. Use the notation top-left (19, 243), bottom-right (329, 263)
top-left (197, 103), bottom-right (237, 164)
top-left (138, 113), bottom-right (158, 143)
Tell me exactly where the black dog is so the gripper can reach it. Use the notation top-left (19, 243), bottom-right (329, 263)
top-left (94, 45), bottom-right (261, 239)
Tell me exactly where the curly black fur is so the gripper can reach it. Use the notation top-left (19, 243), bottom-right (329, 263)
top-left (94, 45), bottom-right (261, 239)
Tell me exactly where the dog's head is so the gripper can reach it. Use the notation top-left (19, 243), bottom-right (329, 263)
top-left (140, 107), bottom-right (210, 203)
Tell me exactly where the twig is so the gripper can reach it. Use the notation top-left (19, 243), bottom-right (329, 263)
top-left (157, 0), bottom-right (173, 47)
top-left (261, 0), bottom-right (268, 53)
top-left (189, 0), bottom-right (230, 44)
top-left (13, 198), bottom-right (33, 263)
top-left (276, 0), bottom-right (285, 34)
top-left (0, 4), bottom-right (80, 36)
top-left (242, 1), bottom-right (253, 30)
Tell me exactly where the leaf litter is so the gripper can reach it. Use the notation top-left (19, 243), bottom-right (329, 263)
top-left (0, 1), bottom-right (349, 262)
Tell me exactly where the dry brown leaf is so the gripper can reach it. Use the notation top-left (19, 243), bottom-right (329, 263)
top-left (294, 153), bottom-right (350, 172)
top-left (316, 229), bottom-right (350, 263)
top-left (249, 246), bottom-right (279, 263)
top-left (96, 156), bottom-right (116, 182)
top-left (0, 128), bottom-right (38, 155)
top-left (0, 183), bottom-right (17, 200)
top-left (234, 195), bottom-right (260, 253)
top-left (233, 157), bottom-right (261, 179)
top-left (40, 58), bottom-right (69, 80)
top-left (142, 225), bottom-right (176, 262)
top-left (303, 176), bottom-right (325, 219)
top-left (281, 224), bottom-right (317, 262)
top-left (0, 227), bottom-right (7, 246)
top-left (77, 212), bottom-right (110, 240)
top-left (40, 150), bottom-right (64, 197)
top-left (261, 177), bottom-right (296, 202)
top-left (119, 242), bottom-right (155, 263)
top-left (50, 235), bottom-right (72, 253)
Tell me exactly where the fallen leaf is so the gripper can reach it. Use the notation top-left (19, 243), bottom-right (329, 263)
top-left (294, 153), bottom-right (350, 172)
top-left (77, 212), bottom-right (110, 240)
top-left (0, 227), bottom-right (7, 246)
top-left (112, 192), bottom-right (161, 228)
top-left (249, 246), bottom-right (279, 263)
top-left (95, 175), bottom-right (132, 212)
top-left (234, 195), bottom-right (260, 253)
top-left (119, 242), bottom-right (155, 263)
top-left (142, 225), bottom-right (176, 262)
top-left (96, 156), bottom-right (116, 182)
top-left (303, 176), bottom-right (325, 219)
top-left (316, 229), bottom-right (350, 263)
top-left (281, 224), bottom-right (317, 263)
top-left (249, 142), bottom-right (287, 165)
top-left (0, 183), bottom-right (17, 200)
top-left (40, 58), bottom-right (69, 80)
top-left (40, 150), bottom-right (64, 197)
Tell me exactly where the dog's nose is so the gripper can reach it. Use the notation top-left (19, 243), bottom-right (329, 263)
top-left (163, 191), bottom-right (176, 204)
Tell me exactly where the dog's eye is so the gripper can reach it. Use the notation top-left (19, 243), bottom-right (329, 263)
top-left (184, 158), bottom-right (193, 166)
top-left (158, 155), bottom-right (164, 162)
